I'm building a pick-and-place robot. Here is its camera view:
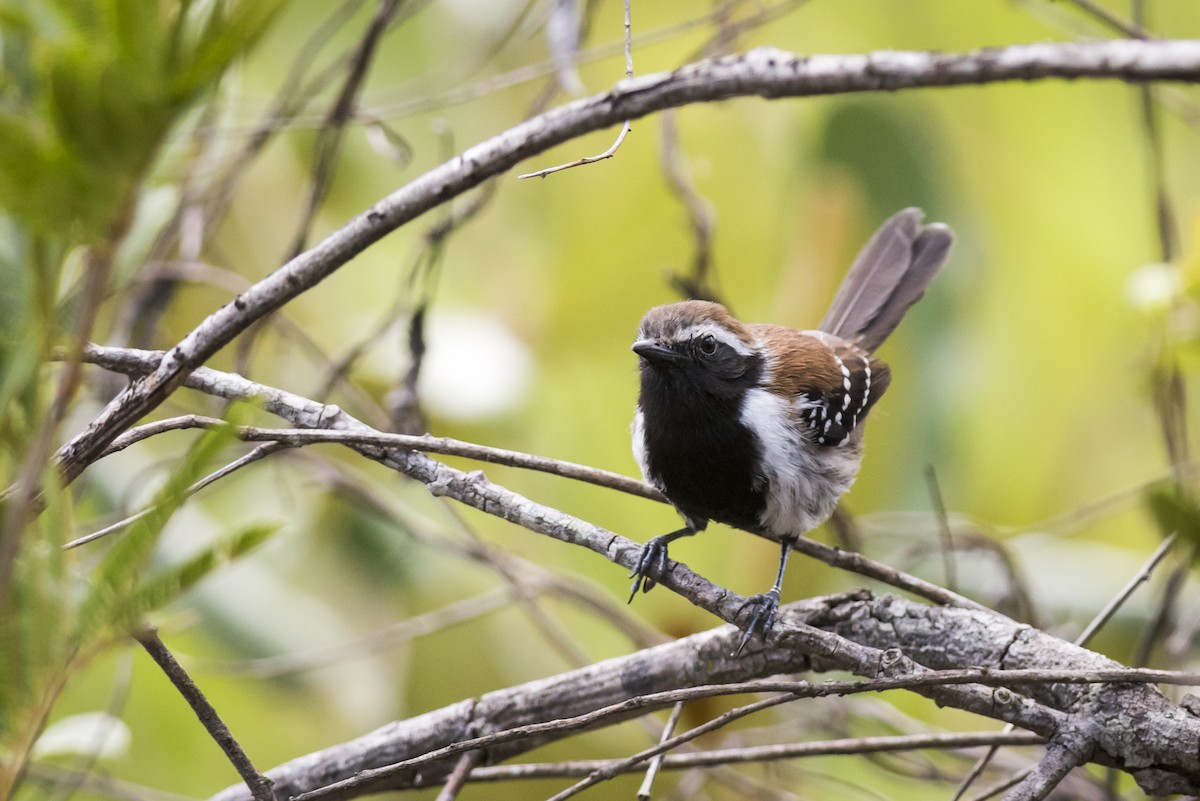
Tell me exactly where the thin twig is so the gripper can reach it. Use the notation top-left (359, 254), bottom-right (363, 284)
top-left (1076, 532), bottom-right (1178, 647)
top-left (966, 768), bottom-right (1032, 801)
top-left (638, 701), bottom-right (684, 800)
top-left (924, 464), bottom-right (958, 592)
top-left (542, 695), bottom-right (799, 801)
top-left (784, 533), bottom-right (982, 611)
top-left (89, 412), bottom-right (663, 499)
top-left (517, 120), bottom-right (632, 179)
top-left (434, 731), bottom-right (1044, 783)
top-left (230, 1), bottom-right (798, 134)
top-left (133, 624), bottom-right (275, 801)
top-left (518, 0), bottom-right (634, 179)
top-left (286, 0), bottom-right (404, 258)
top-left (434, 750), bottom-right (482, 801)
top-left (660, 108), bottom-right (719, 302)
top-left (1061, 0), bottom-right (1150, 38)
top-left (64, 442), bottom-right (289, 550)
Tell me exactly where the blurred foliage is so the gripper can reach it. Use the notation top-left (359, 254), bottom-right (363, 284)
top-left (0, 1), bottom-right (279, 798)
top-left (2, 1), bottom-right (1200, 800)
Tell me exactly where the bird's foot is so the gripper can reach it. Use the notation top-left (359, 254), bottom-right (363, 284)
top-left (734, 587), bottom-right (782, 655)
top-left (628, 536), bottom-right (672, 602)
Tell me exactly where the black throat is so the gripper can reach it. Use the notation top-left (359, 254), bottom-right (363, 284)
top-left (637, 355), bottom-right (766, 531)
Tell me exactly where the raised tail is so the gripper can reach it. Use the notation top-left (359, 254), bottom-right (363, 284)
top-left (818, 208), bottom-right (954, 353)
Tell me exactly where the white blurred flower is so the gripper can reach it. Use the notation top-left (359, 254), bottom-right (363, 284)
top-left (32, 712), bottom-right (131, 761)
top-left (1126, 262), bottom-right (1182, 312)
top-left (420, 310), bottom-right (533, 421)
top-left (439, 0), bottom-right (524, 33)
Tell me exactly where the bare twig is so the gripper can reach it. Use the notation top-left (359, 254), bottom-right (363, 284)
top-left (519, 0), bottom-right (634, 178)
top-left (517, 120), bottom-right (632, 179)
top-left (438, 731), bottom-right (1044, 783)
top-left (637, 701), bottom-right (683, 800)
top-left (924, 464), bottom-right (958, 592)
top-left (543, 694), bottom-right (798, 801)
top-left (1061, 0), bottom-right (1149, 38)
top-left (966, 769), bottom-right (1032, 801)
top-left (1076, 532), bottom-right (1178, 646)
top-left (784, 533), bottom-right (981, 610)
top-left (433, 750), bottom-right (482, 801)
top-left (64, 442), bottom-right (288, 550)
top-left (286, 0), bottom-right (404, 258)
top-left (87, 411), bottom-right (664, 501)
top-left (660, 108), bottom-right (719, 302)
top-left (133, 624), bottom-right (275, 801)
top-left (240, 2), bottom-right (794, 134)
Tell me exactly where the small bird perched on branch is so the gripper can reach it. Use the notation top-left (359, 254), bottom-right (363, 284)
top-left (629, 208), bottom-right (954, 652)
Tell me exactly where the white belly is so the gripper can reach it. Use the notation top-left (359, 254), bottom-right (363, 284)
top-left (739, 388), bottom-right (863, 537)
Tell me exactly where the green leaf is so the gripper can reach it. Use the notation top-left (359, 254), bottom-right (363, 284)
top-left (118, 521), bottom-right (279, 631)
top-left (1145, 486), bottom-right (1200, 555)
top-left (74, 418), bottom-right (238, 642)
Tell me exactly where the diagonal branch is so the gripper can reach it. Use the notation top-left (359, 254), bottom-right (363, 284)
top-left (76, 343), bottom-right (977, 610)
top-left (54, 38), bottom-right (1200, 483)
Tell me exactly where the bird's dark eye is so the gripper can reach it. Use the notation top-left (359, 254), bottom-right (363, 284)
top-left (697, 334), bottom-right (718, 356)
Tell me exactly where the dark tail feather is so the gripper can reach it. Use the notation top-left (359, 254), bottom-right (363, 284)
top-left (819, 208), bottom-right (954, 353)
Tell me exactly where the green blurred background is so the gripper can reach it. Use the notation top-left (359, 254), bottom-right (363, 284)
top-left (6, 1), bottom-right (1200, 799)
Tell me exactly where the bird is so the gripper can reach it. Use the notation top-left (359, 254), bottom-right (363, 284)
top-left (629, 207), bottom-right (954, 653)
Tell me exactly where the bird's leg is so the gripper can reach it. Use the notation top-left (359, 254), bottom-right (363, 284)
top-left (628, 527), bottom-right (696, 601)
top-left (735, 537), bottom-right (794, 655)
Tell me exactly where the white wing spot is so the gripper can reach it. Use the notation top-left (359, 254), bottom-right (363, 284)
top-left (834, 353), bottom-right (851, 392)
top-left (862, 355), bottom-right (872, 411)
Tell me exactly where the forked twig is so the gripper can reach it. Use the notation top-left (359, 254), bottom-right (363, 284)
top-left (519, 0), bottom-right (634, 178)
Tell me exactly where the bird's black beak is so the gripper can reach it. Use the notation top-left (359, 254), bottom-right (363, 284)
top-left (632, 339), bottom-right (686, 364)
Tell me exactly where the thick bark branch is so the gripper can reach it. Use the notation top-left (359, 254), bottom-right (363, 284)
top-left (814, 597), bottom-right (1200, 795)
top-left (208, 622), bottom-right (815, 801)
top-left (205, 594), bottom-right (1200, 800)
top-left (56, 38), bottom-right (1200, 482)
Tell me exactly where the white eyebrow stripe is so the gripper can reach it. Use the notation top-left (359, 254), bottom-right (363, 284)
top-left (676, 322), bottom-right (755, 356)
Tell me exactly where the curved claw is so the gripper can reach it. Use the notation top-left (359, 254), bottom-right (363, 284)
top-left (735, 587), bottom-right (782, 655)
top-left (628, 536), bottom-right (671, 602)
